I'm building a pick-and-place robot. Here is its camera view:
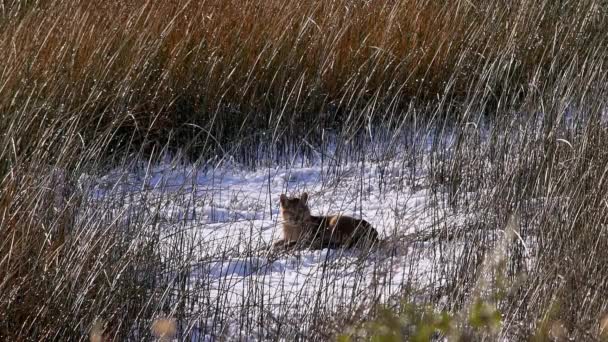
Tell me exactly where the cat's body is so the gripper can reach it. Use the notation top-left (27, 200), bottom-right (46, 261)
top-left (274, 193), bottom-right (379, 250)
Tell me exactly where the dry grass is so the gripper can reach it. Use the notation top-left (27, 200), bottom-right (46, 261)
top-left (0, 0), bottom-right (605, 146)
top-left (1, 0), bottom-right (608, 340)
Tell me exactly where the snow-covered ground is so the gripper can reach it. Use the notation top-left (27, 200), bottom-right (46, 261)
top-left (83, 148), bottom-right (476, 339)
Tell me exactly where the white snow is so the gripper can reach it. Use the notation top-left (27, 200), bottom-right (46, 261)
top-left (84, 148), bottom-right (476, 339)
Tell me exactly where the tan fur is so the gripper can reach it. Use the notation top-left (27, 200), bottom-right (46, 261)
top-left (274, 193), bottom-right (379, 250)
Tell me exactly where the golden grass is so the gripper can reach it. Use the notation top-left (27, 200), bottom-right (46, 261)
top-left (151, 317), bottom-right (177, 341)
top-left (0, 0), bottom-right (604, 144)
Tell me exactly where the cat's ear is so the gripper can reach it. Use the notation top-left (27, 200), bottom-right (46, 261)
top-left (280, 194), bottom-right (287, 206)
top-left (301, 192), bottom-right (308, 204)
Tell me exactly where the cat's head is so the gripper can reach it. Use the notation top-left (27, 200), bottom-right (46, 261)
top-left (279, 193), bottom-right (311, 223)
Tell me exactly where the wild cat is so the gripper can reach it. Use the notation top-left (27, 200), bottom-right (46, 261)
top-left (273, 192), bottom-right (379, 250)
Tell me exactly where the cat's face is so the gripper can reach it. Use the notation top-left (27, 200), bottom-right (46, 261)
top-left (279, 193), bottom-right (310, 222)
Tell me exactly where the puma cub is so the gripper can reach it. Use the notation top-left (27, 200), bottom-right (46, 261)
top-left (274, 192), bottom-right (379, 250)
